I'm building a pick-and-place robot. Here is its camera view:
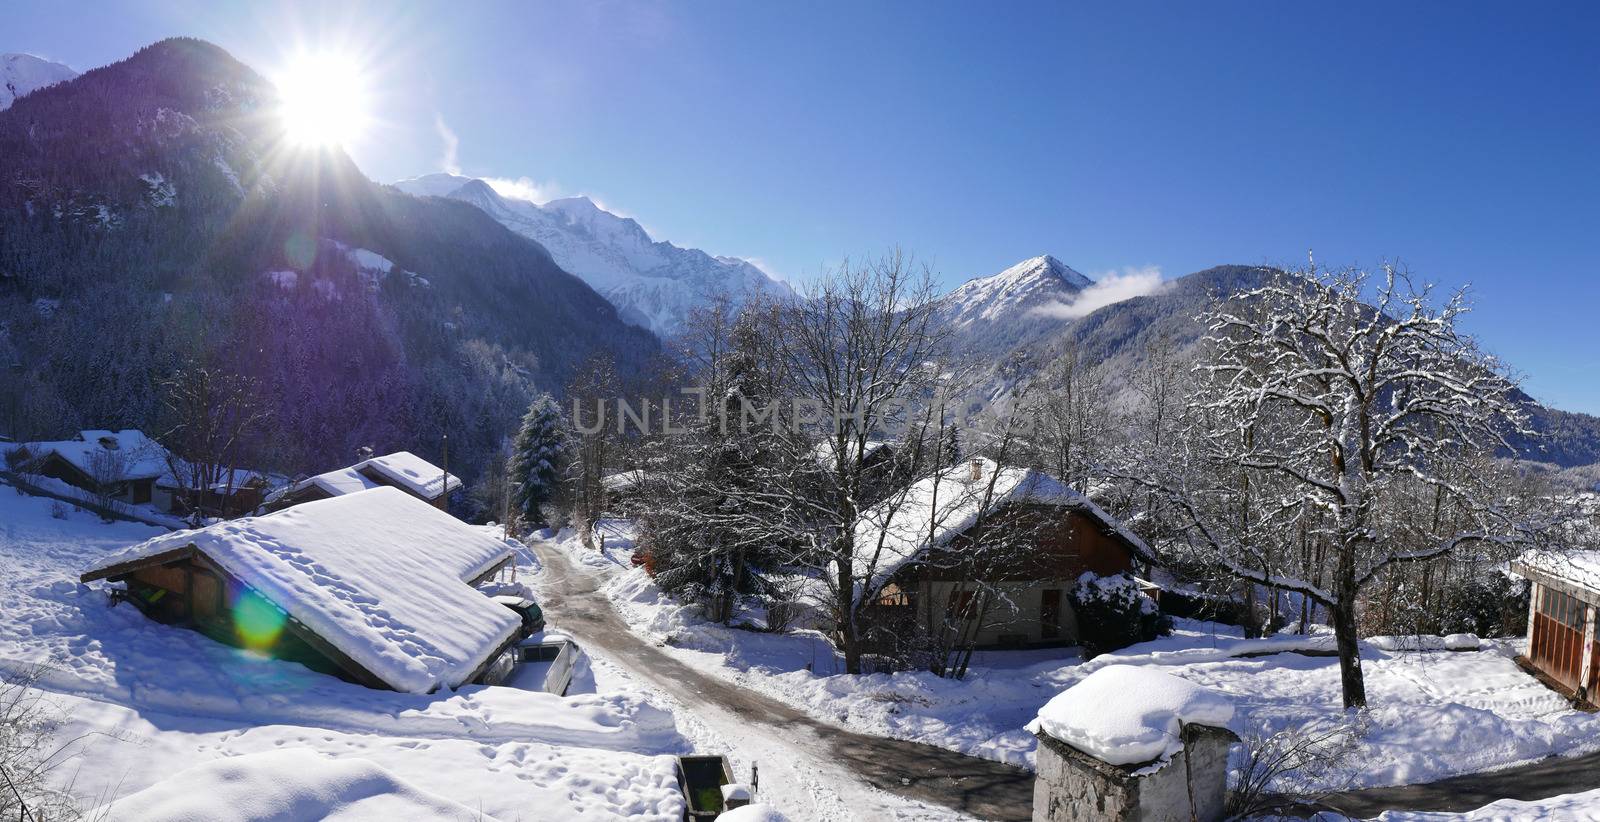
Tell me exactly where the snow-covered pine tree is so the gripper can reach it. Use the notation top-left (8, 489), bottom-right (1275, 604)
top-left (508, 394), bottom-right (568, 527)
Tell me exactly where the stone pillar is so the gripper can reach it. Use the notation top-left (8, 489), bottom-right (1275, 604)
top-left (1032, 723), bottom-right (1238, 822)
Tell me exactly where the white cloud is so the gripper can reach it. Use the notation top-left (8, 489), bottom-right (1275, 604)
top-left (1031, 265), bottom-right (1166, 320)
top-left (482, 176), bottom-right (563, 205)
top-left (433, 113), bottom-right (461, 176)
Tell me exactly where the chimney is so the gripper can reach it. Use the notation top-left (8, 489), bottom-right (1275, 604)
top-left (969, 457), bottom-right (983, 483)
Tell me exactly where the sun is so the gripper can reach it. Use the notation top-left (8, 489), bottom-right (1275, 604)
top-left (275, 53), bottom-right (371, 147)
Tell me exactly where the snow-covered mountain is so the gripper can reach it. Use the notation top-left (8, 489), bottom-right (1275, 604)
top-left (938, 254), bottom-right (1093, 358)
top-left (393, 173), bottom-right (794, 337)
top-left (0, 53), bottom-right (77, 111)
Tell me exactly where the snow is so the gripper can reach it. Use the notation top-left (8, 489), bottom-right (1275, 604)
top-left (265, 269), bottom-right (298, 289)
top-left (275, 451), bottom-right (457, 505)
top-left (1375, 788), bottom-right (1600, 820)
top-left (1024, 665), bottom-right (1234, 766)
top-left (852, 458), bottom-right (1141, 599)
top-left (139, 171), bottom-right (177, 207)
top-left (83, 487), bottom-right (518, 693)
top-left (0, 484), bottom-right (694, 820)
top-left (98, 749), bottom-right (492, 821)
top-left (391, 173), bottom-right (793, 336)
top-left (0, 53), bottom-right (78, 111)
top-left (291, 465), bottom-right (379, 497)
top-left (564, 523), bottom-right (1600, 791)
top-left (18, 428), bottom-right (170, 481)
top-left (1518, 547), bottom-right (1600, 596)
top-left (717, 803), bottom-right (793, 822)
top-left (360, 450), bottom-right (461, 499)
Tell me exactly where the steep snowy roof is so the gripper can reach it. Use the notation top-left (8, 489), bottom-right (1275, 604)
top-left (853, 458), bottom-right (1148, 597)
top-left (1025, 665), bottom-right (1235, 766)
top-left (25, 429), bottom-right (169, 481)
top-left (359, 451), bottom-right (461, 499)
top-left (84, 487), bottom-right (518, 693)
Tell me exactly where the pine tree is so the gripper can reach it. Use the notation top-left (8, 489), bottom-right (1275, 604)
top-left (508, 394), bottom-right (567, 527)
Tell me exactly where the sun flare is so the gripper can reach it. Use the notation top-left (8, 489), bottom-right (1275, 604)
top-left (275, 53), bottom-right (370, 147)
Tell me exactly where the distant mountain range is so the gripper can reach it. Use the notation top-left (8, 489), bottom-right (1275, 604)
top-left (393, 173), bottom-right (793, 337)
top-left (0, 38), bottom-right (656, 487)
top-left (0, 53), bottom-right (76, 111)
top-left (950, 258), bottom-right (1600, 469)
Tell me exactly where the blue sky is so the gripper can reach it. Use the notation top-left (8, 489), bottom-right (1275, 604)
top-left (8, 1), bottom-right (1599, 412)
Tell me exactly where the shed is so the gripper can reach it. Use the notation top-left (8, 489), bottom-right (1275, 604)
top-left (1512, 550), bottom-right (1600, 702)
top-left (81, 487), bottom-right (520, 693)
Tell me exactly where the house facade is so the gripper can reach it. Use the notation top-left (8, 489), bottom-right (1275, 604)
top-left (856, 458), bottom-right (1148, 649)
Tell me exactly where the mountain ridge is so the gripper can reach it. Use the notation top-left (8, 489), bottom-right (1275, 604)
top-left (393, 172), bottom-right (794, 337)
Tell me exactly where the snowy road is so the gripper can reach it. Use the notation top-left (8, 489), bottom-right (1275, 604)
top-left (529, 539), bottom-right (1035, 822)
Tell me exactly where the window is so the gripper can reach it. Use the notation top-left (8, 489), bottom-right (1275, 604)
top-left (949, 590), bottom-right (980, 620)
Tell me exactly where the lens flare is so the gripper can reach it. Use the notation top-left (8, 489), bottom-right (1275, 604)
top-left (232, 588), bottom-right (287, 650)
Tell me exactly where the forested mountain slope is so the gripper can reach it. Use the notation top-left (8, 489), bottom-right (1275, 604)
top-left (0, 38), bottom-right (656, 484)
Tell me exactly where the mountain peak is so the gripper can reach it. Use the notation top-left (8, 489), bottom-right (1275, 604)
top-left (1, 53), bottom-right (79, 111)
top-left (995, 255), bottom-right (1093, 290)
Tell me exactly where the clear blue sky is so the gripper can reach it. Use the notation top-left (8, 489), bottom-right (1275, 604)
top-left (8, 1), bottom-right (1599, 412)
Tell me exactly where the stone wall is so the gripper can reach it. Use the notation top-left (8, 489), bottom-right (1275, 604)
top-left (1032, 724), bottom-right (1237, 822)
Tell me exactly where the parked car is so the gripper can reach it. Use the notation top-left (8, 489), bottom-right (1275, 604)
top-left (492, 594), bottom-right (545, 637)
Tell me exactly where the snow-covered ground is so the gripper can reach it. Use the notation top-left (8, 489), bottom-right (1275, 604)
top-left (555, 520), bottom-right (1600, 794)
top-left (1374, 789), bottom-right (1600, 820)
top-left (0, 486), bottom-right (694, 819)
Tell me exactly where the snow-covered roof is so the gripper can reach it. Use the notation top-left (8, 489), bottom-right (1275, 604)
top-left (1025, 665), bottom-right (1235, 767)
top-left (1515, 548), bottom-right (1600, 598)
top-left (852, 458), bottom-right (1149, 597)
top-left (359, 451), bottom-right (461, 499)
top-left (810, 438), bottom-right (893, 468)
top-left (24, 429), bottom-right (169, 481)
top-left (84, 487), bottom-right (518, 693)
top-left (275, 451), bottom-right (459, 504)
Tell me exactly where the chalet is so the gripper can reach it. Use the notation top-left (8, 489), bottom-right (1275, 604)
top-left (80, 487), bottom-right (521, 693)
top-left (855, 458), bottom-right (1149, 648)
top-left (16, 429), bottom-right (169, 505)
top-left (263, 450), bottom-right (461, 513)
top-left (1512, 549), bottom-right (1600, 703)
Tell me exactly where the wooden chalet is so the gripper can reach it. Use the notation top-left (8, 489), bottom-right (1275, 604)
top-left (19, 429), bottom-right (168, 505)
top-left (81, 487), bottom-right (521, 693)
top-left (857, 458), bottom-right (1150, 649)
top-left (264, 450), bottom-right (461, 513)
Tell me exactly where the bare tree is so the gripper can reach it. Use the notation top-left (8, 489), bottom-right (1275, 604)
top-left (157, 363), bottom-right (268, 523)
top-left (771, 251), bottom-right (953, 671)
top-left (1127, 263), bottom-right (1560, 708)
top-left (84, 446), bottom-right (131, 517)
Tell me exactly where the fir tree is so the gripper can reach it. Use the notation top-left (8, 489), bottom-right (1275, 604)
top-left (509, 394), bottom-right (568, 526)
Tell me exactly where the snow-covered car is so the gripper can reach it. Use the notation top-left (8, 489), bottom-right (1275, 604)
top-left (493, 594), bottom-right (545, 637)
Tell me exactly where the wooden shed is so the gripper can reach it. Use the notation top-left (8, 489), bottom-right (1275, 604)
top-left (1512, 552), bottom-right (1600, 702)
